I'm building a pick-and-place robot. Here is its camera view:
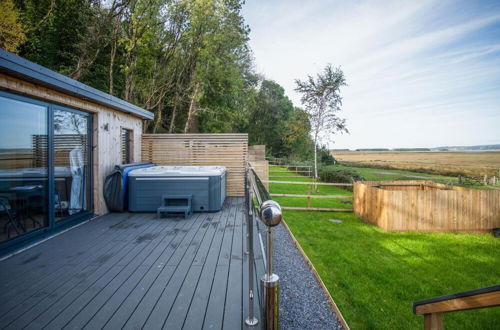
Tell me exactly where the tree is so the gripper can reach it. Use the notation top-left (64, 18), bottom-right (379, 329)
top-left (282, 107), bottom-right (314, 160)
top-left (16, 0), bottom-right (94, 76)
top-left (247, 80), bottom-right (313, 160)
top-left (12, 0), bottom-right (260, 139)
top-left (248, 79), bottom-right (294, 156)
top-left (295, 64), bottom-right (348, 180)
top-left (0, 0), bottom-right (26, 53)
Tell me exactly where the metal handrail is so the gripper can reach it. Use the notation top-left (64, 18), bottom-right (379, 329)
top-left (245, 165), bottom-right (281, 330)
top-left (249, 167), bottom-right (270, 205)
top-left (245, 169), bottom-right (258, 327)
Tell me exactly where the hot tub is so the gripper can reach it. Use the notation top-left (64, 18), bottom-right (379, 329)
top-left (128, 166), bottom-right (226, 212)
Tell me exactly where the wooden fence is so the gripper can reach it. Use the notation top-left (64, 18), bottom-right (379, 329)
top-left (249, 160), bottom-right (269, 189)
top-left (269, 167), bottom-right (313, 178)
top-left (142, 134), bottom-right (248, 196)
top-left (413, 284), bottom-right (500, 330)
top-left (248, 145), bottom-right (266, 161)
top-left (268, 161), bottom-right (313, 177)
top-left (265, 180), bottom-right (353, 212)
top-left (353, 180), bottom-right (500, 233)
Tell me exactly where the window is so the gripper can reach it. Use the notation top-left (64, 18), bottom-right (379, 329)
top-left (121, 128), bottom-right (132, 164)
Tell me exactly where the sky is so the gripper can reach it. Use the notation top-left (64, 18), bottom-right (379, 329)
top-left (242, 0), bottom-right (500, 149)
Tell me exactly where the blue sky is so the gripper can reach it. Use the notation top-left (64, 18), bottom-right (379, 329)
top-left (242, 0), bottom-right (500, 149)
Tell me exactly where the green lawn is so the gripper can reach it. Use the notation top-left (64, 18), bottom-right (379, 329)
top-left (269, 166), bottom-right (352, 209)
top-left (273, 196), bottom-right (352, 209)
top-left (269, 183), bottom-right (351, 196)
top-left (269, 166), bottom-right (500, 329)
top-left (269, 166), bottom-right (315, 182)
top-left (283, 211), bottom-right (500, 329)
top-left (269, 165), bottom-right (351, 196)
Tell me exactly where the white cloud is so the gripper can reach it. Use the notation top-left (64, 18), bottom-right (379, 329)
top-left (243, 0), bottom-right (500, 148)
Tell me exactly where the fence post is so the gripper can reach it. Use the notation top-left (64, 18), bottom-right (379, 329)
top-left (307, 184), bottom-right (311, 209)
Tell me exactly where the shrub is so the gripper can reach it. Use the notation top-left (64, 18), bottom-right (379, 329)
top-left (319, 168), bottom-right (364, 184)
top-left (317, 145), bottom-right (336, 165)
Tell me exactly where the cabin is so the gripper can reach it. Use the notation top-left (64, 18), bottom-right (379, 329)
top-left (0, 49), bottom-right (153, 253)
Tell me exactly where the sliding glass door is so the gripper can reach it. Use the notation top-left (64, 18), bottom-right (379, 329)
top-left (53, 108), bottom-right (92, 222)
top-left (0, 92), bottom-right (92, 248)
top-left (0, 96), bottom-right (49, 244)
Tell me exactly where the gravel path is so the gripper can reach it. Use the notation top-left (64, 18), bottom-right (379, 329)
top-left (270, 222), bottom-right (343, 330)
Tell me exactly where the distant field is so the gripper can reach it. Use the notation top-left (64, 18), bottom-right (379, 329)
top-left (332, 151), bottom-right (500, 177)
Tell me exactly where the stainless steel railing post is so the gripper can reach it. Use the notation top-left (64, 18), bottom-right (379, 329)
top-left (260, 226), bottom-right (279, 330)
top-left (245, 168), bottom-right (258, 327)
top-left (246, 167), bottom-right (281, 330)
top-left (259, 200), bottom-right (281, 330)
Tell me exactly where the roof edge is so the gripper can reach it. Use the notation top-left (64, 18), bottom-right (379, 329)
top-left (0, 49), bottom-right (154, 120)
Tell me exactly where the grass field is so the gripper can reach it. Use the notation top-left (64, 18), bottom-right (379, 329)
top-left (332, 151), bottom-right (500, 178)
top-left (269, 166), bottom-right (500, 329)
top-left (322, 164), bottom-right (500, 190)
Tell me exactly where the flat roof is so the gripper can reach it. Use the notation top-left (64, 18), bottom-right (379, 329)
top-left (0, 49), bottom-right (154, 120)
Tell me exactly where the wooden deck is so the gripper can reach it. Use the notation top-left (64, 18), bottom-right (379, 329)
top-left (0, 197), bottom-right (264, 329)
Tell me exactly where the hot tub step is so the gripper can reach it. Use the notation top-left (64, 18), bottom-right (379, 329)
top-left (157, 194), bottom-right (193, 219)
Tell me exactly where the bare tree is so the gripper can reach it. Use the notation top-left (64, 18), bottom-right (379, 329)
top-left (295, 64), bottom-right (348, 181)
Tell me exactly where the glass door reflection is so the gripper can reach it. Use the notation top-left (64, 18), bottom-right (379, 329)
top-left (0, 96), bottom-right (49, 243)
top-left (53, 109), bottom-right (91, 222)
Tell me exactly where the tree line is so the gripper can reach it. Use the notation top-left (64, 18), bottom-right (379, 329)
top-left (1, 0), bottom-right (345, 164)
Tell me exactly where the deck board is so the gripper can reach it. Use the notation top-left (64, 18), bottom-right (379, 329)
top-left (18, 214), bottom-right (164, 329)
top-left (0, 197), bottom-right (264, 330)
top-left (224, 198), bottom-right (244, 329)
top-left (1, 214), bottom-right (159, 328)
top-left (164, 197), bottom-right (233, 329)
top-left (182, 198), bottom-right (237, 329)
top-left (0, 213), bottom-right (135, 297)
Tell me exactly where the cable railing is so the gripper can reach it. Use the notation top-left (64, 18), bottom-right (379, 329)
top-left (245, 165), bottom-right (281, 329)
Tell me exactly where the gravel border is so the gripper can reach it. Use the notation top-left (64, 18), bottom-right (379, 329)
top-left (271, 222), bottom-right (343, 330)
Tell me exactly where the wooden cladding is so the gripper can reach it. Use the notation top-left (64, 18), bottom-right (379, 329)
top-left (142, 134), bottom-right (248, 196)
top-left (353, 180), bottom-right (500, 233)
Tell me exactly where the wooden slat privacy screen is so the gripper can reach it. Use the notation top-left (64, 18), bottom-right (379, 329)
top-left (354, 180), bottom-right (500, 233)
top-left (249, 160), bottom-right (269, 189)
top-left (142, 134), bottom-right (248, 196)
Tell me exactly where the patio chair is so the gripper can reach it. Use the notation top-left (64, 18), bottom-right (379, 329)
top-left (54, 191), bottom-right (68, 217)
top-left (0, 196), bottom-right (21, 239)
